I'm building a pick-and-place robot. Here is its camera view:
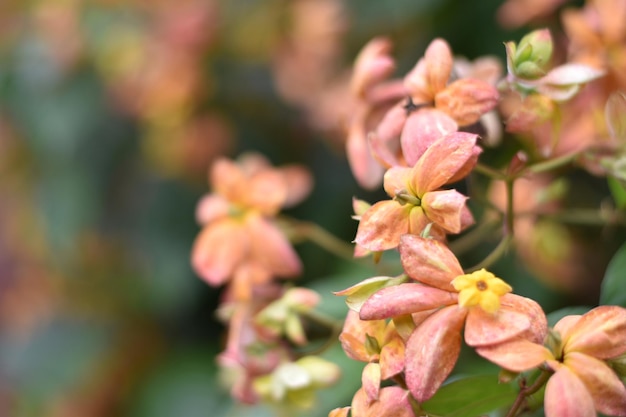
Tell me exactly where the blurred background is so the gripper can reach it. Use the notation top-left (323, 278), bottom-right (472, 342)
top-left (0, 0), bottom-right (618, 416)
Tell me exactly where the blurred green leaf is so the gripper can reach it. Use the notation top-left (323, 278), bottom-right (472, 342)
top-left (600, 241), bottom-right (626, 307)
top-left (546, 306), bottom-right (592, 327)
top-left (608, 177), bottom-right (626, 209)
top-left (421, 374), bottom-right (517, 417)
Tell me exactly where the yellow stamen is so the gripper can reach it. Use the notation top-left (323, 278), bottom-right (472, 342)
top-left (451, 268), bottom-right (512, 314)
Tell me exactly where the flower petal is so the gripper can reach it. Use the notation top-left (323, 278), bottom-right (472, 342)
top-left (465, 307), bottom-right (531, 347)
top-left (421, 189), bottom-right (471, 233)
top-left (195, 194), bottom-right (230, 225)
top-left (566, 306), bottom-right (626, 359)
top-left (425, 38), bottom-right (453, 96)
top-left (399, 234), bottom-right (463, 291)
top-left (354, 200), bottom-right (410, 251)
top-left (435, 78), bottom-right (499, 126)
top-left (565, 351), bottom-right (626, 416)
top-left (540, 63), bottom-right (605, 86)
top-left (351, 37), bottom-right (396, 98)
top-left (347, 111), bottom-right (386, 189)
top-left (191, 219), bottom-right (248, 286)
top-left (351, 386), bottom-right (415, 417)
top-left (400, 108), bottom-right (458, 166)
top-left (280, 165), bottom-right (314, 207)
top-left (380, 336), bottom-right (405, 380)
top-left (405, 305), bottom-right (467, 402)
top-left (360, 283), bottom-right (457, 320)
top-left (545, 367), bottom-right (596, 417)
top-left (383, 166), bottom-right (412, 198)
top-left (362, 362), bottom-right (382, 401)
top-left (411, 132), bottom-right (479, 194)
top-left (248, 215), bottom-right (302, 278)
top-left (476, 339), bottom-right (552, 372)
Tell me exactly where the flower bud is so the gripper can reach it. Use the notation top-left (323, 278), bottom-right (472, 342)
top-left (512, 29), bottom-right (553, 80)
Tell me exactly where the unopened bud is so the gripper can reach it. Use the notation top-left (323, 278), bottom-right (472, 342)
top-left (514, 29), bottom-right (553, 79)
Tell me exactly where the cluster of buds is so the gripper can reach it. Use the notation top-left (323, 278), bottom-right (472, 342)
top-left (191, 154), bottom-right (341, 408)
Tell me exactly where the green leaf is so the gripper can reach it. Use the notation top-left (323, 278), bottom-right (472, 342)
top-left (608, 177), bottom-right (626, 209)
top-left (421, 374), bottom-right (517, 417)
top-left (600, 241), bottom-right (626, 307)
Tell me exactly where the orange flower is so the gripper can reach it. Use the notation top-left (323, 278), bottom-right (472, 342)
top-left (354, 132), bottom-right (479, 251)
top-left (191, 153), bottom-right (312, 300)
top-left (480, 306), bottom-right (626, 417)
top-left (356, 235), bottom-right (547, 401)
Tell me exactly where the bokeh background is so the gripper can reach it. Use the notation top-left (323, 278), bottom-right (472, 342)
top-left (0, 0), bottom-right (620, 416)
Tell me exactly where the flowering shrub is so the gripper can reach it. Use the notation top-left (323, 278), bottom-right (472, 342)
top-left (185, 1), bottom-right (626, 416)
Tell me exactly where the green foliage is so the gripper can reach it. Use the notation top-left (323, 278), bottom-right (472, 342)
top-left (600, 241), bottom-right (626, 307)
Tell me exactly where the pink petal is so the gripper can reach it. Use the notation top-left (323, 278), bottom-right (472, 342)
top-left (446, 144), bottom-right (482, 184)
top-left (351, 386), bottom-right (415, 417)
top-left (354, 200), bottom-right (410, 251)
top-left (540, 63), bottom-right (605, 86)
top-left (280, 165), bottom-right (313, 207)
top-left (475, 339), bottom-right (551, 372)
top-left (346, 114), bottom-right (386, 189)
top-left (425, 38), bottom-right (453, 96)
top-left (465, 307), bottom-right (531, 347)
top-left (405, 305), bottom-right (467, 402)
top-left (383, 166), bottom-right (412, 198)
top-left (404, 58), bottom-right (431, 103)
top-left (248, 215), bottom-right (302, 278)
top-left (545, 367), bottom-right (596, 417)
top-left (421, 189), bottom-right (471, 233)
top-left (246, 170), bottom-right (288, 215)
top-left (210, 158), bottom-right (246, 202)
top-left (400, 108), bottom-right (458, 166)
top-left (435, 78), bottom-right (499, 126)
top-left (565, 351), bottom-right (626, 415)
top-left (191, 219), bottom-right (249, 286)
top-left (398, 234), bottom-right (463, 291)
top-left (411, 132), bottom-right (479, 194)
top-left (566, 306), bottom-right (626, 359)
top-left (360, 283), bottom-right (457, 320)
top-left (351, 37), bottom-right (396, 98)
top-left (500, 294), bottom-right (548, 344)
top-left (195, 194), bottom-right (230, 225)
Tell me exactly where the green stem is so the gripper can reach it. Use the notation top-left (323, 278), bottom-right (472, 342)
top-left (281, 217), bottom-right (356, 261)
top-left (474, 162), bottom-right (507, 180)
top-left (465, 235), bottom-right (512, 272)
top-left (520, 152), bottom-right (578, 176)
top-left (449, 217), bottom-right (501, 255)
top-left (295, 309), bottom-right (343, 357)
top-left (505, 370), bottom-right (552, 417)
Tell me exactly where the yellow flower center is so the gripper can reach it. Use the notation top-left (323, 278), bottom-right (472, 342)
top-left (451, 268), bottom-right (512, 314)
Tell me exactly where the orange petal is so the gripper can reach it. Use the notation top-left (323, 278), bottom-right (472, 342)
top-left (245, 169), bottom-right (288, 215)
top-left (191, 219), bottom-right (248, 286)
top-left (565, 351), bottom-right (626, 415)
top-left (405, 305), bottom-right (467, 402)
top-left (362, 362), bottom-right (382, 401)
top-left (328, 407), bottom-right (350, 417)
top-left (346, 111), bottom-right (386, 189)
top-left (421, 189), bottom-right (470, 233)
top-left (351, 37), bottom-right (396, 98)
top-left (500, 294), bottom-right (548, 344)
top-left (476, 338), bottom-right (551, 372)
top-left (280, 165), bottom-right (314, 207)
top-left (435, 78), bottom-right (499, 126)
top-left (248, 215), bottom-right (302, 278)
top-left (411, 132), bottom-right (479, 194)
top-left (545, 367), bottom-right (596, 417)
top-left (195, 194), bottom-right (230, 225)
top-left (383, 166), bottom-right (412, 198)
top-left (566, 306), bottom-right (626, 359)
top-left (360, 283), bottom-right (457, 320)
top-left (354, 200), bottom-right (410, 251)
top-left (465, 307), bottom-right (531, 347)
top-left (339, 310), bottom-right (386, 361)
top-left (398, 234), bottom-right (462, 291)
top-left (424, 38), bottom-right (453, 96)
top-left (404, 58), bottom-right (431, 103)
top-left (400, 108), bottom-right (458, 166)
top-left (379, 337), bottom-right (405, 380)
top-left (351, 386), bottom-right (415, 417)
top-left (210, 157), bottom-right (246, 202)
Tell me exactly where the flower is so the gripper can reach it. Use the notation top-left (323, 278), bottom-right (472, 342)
top-left (191, 153), bottom-right (312, 300)
top-left (329, 386), bottom-right (417, 417)
top-left (451, 268), bottom-right (513, 314)
top-left (354, 132), bottom-right (479, 251)
top-left (479, 306), bottom-right (626, 417)
top-left (355, 235), bottom-right (547, 401)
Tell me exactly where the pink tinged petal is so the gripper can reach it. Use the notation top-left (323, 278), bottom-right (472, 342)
top-left (191, 219), bottom-right (248, 286)
top-left (195, 194), bottom-right (230, 225)
top-left (362, 362), bottom-right (382, 401)
top-left (354, 200), bottom-right (410, 251)
top-left (328, 407), bottom-right (350, 417)
top-left (405, 305), bottom-right (467, 402)
top-left (566, 306), bottom-right (626, 359)
top-left (476, 339), bottom-right (552, 372)
top-left (360, 283), bottom-right (457, 320)
top-left (545, 367), bottom-right (596, 417)
top-left (339, 310), bottom-right (387, 361)
top-left (383, 166), bottom-right (412, 198)
top-left (210, 158), bottom-right (246, 201)
top-left (411, 132), bottom-right (479, 194)
top-left (407, 206), bottom-right (431, 236)
top-left (400, 109), bottom-right (458, 166)
top-left (434, 78), bottom-right (499, 126)
top-left (351, 386), bottom-right (416, 417)
top-left (280, 165), bottom-right (313, 207)
top-left (351, 37), bottom-right (396, 98)
top-left (565, 351), bottom-right (626, 416)
top-left (540, 63), bottom-right (605, 86)
top-left (248, 215), bottom-right (302, 278)
top-left (404, 59), bottom-right (431, 103)
top-left (399, 234), bottom-right (463, 291)
top-left (446, 144), bottom-right (482, 184)
top-left (421, 189), bottom-right (471, 233)
top-left (465, 307), bottom-right (531, 347)
top-left (245, 170), bottom-right (288, 215)
top-left (229, 262), bottom-right (272, 301)
top-left (347, 121), bottom-right (386, 189)
top-left (500, 294), bottom-right (548, 344)
top-left (424, 38), bottom-right (454, 96)
top-left (379, 337), bottom-right (405, 379)
top-left (553, 315), bottom-right (582, 342)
